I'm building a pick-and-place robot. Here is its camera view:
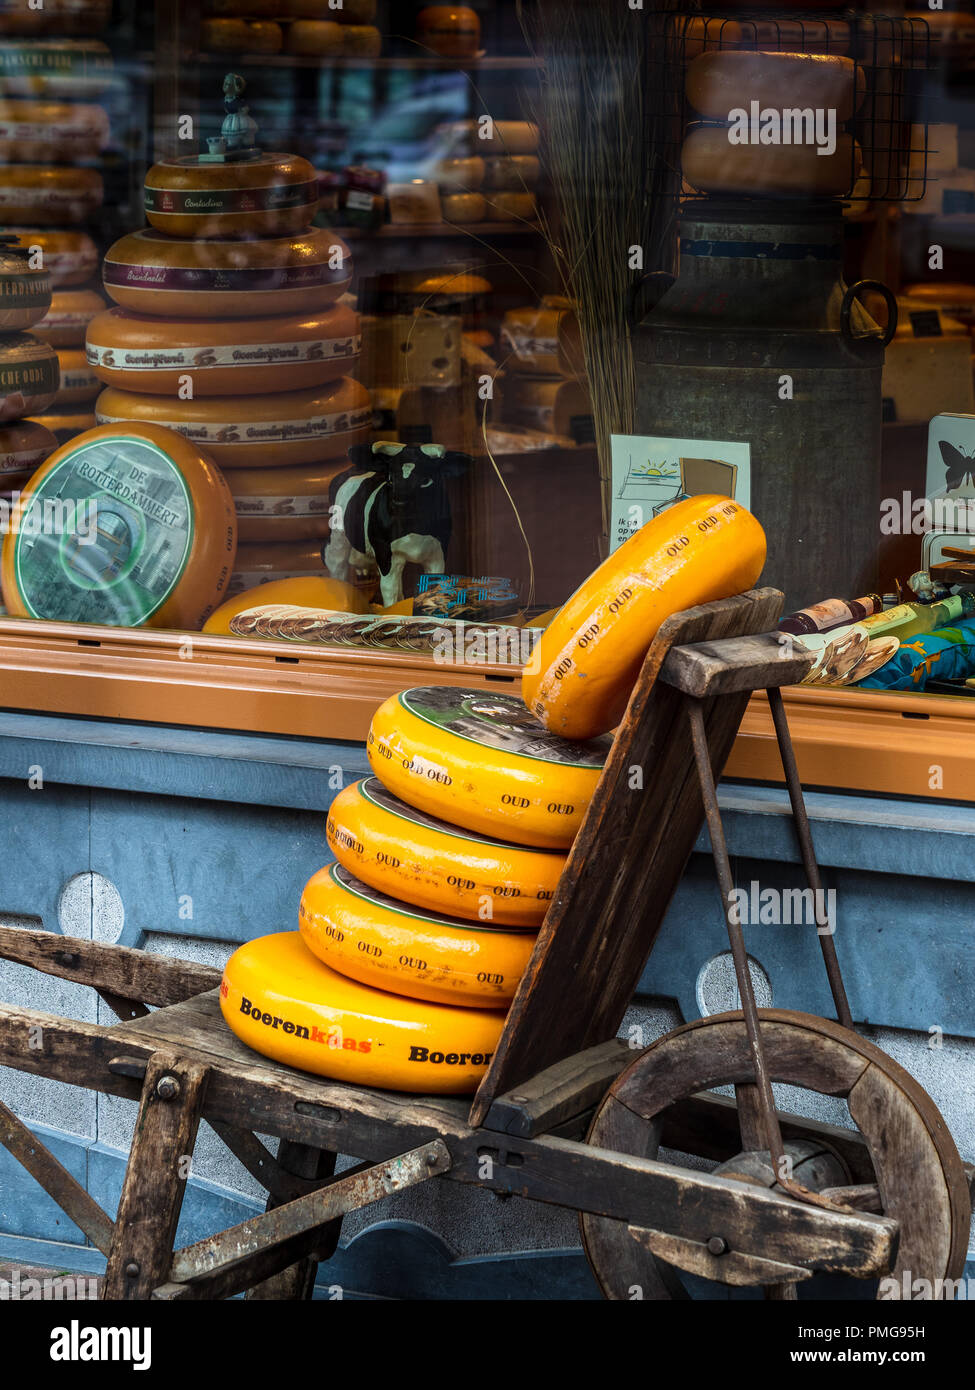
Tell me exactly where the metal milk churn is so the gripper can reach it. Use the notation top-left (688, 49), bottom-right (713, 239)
top-left (631, 202), bottom-right (896, 612)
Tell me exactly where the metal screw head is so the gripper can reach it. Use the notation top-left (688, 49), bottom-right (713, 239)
top-left (156, 1074), bottom-right (180, 1102)
top-left (706, 1236), bottom-right (729, 1257)
top-left (124, 1261), bottom-right (141, 1279)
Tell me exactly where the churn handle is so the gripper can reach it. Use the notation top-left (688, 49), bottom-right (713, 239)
top-left (841, 279), bottom-right (898, 347)
top-left (627, 270), bottom-right (675, 329)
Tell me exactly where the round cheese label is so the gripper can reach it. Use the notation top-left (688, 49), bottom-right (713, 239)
top-left (398, 686), bottom-right (612, 767)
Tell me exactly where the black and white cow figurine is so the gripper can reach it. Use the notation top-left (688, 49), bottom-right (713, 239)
top-left (323, 442), bottom-right (471, 606)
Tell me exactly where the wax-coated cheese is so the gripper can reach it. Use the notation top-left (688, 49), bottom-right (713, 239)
top-left (25, 409), bottom-right (93, 443)
top-left (285, 20), bottom-right (343, 54)
top-left (203, 575), bottom-right (366, 634)
top-left (524, 496), bottom-right (767, 739)
top-left (144, 153), bottom-right (318, 239)
top-left (0, 40), bottom-right (113, 97)
top-left (0, 417), bottom-right (55, 474)
top-left (442, 192), bottom-right (486, 223)
top-left (300, 861), bottom-right (535, 1008)
top-left (0, 240), bottom-right (50, 330)
top-left (220, 930), bottom-right (505, 1093)
top-left (368, 686), bottom-right (611, 849)
top-left (86, 303), bottom-right (361, 396)
top-left (504, 375), bottom-right (591, 439)
top-left (228, 539), bottom-right (330, 596)
top-left (0, 164), bottom-right (102, 224)
top-left (484, 155), bottom-right (540, 190)
top-left (32, 286), bottom-right (105, 347)
top-left (487, 191), bottom-right (536, 222)
top-left (1, 421), bottom-right (237, 628)
top-left (103, 228), bottom-right (352, 319)
top-left (0, 332), bottom-right (59, 420)
top-left (94, 376), bottom-right (371, 469)
top-left (686, 51), bottom-right (864, 123)
top-left (682, 124), bottom-right (861, 198)
top-left (435, 156), bottom-right (485, 189)
top-left (501, 297), bottom-right (583, 377)
top-left (0, 99), bottom-right (109, 162)
top-left (54, 347), bottom-right (98, 406)
top-left (416, 6), bottom-right (480, 58)
top-left (9, 228), bottom-right (98, 287)
top-left (341, 24), bottom-right (381, 54)
top-left (223, 458), bottom-right (346, 541)
top-left (201, 17), bottom-right (283, 51)
top-left (327, 775), bottom-right (563, 927)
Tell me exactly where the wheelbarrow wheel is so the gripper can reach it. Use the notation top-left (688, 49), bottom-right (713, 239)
top-left (580, 1008), bottom-right (971, 1301)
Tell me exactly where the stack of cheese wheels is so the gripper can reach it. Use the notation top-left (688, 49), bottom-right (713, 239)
top-left (441, 120), bottom-right (540, 223)
top-left (0, 240), bottom-right (58, 494)
top-left (199, 0), bottom-right (382, 56)
top-left (92, 143), bottom-right (368, 567)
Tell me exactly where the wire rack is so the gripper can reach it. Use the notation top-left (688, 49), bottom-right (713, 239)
top-left (648, 11), bottom-right (930, 207)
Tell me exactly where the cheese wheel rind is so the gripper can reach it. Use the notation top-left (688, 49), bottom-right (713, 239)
top-left (367, 686), bottom-right (610, 849)
top-left (0, 246), bottom-right (50, 330)
top-left (144, 152), bottom-right (318, 239)
top-left (0, 417), bottom-right (56, 473)
top-left (682, 124), bottom-right (861, 198)
top-left (8, 227), bottom-right (99, 287)
top-left (0, 163), bottom-right (102, 224)
top-left (327, 775), bottom-right (564, 926)
top-left (686, 51), bottom-right (863, 123)
top-left (32, 286), bottom-right (105, 347)
top-left (220, 930), bottom-right (505, 1093)
top-left (300, 860), bottom-right (535, 1006)
top-left (0, 332), bottom-right (59, 419)
top-left (0, 98), bottom-right (109, 162)
top-left (523, 495), bottom-right (767, 739)
top-left (0, 39), bottom-right (113, 97)
top-left (54, 346), bottom-right (99, 405)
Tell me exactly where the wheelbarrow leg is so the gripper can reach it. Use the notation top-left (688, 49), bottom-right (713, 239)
top-left (102, 1051), bottom-right (210, 1300)
top-left (246, 1142), bottom-right (342, 1301)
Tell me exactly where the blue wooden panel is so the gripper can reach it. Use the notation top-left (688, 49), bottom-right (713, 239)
top-left (0, 781), bottom-right (90, 928)
top-left (0, 1122), bottom-right (88, 1244)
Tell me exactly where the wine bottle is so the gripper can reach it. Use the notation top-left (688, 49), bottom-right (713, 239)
top-left (860, 592), bottom-right (975, 640)
top-left (778, 594), bottom-right (883, 635)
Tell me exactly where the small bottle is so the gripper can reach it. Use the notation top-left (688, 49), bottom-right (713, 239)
top-left (778, 594), bottom-right (883, 635)
top-left (860, 592), bottom-right (975, 640)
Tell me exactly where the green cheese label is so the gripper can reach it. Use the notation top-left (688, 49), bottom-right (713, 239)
top-left (12, 434), bottom-right (194, 626)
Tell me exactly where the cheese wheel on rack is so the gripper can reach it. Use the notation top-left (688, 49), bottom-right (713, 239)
top-left (300, 862), bottom-right (535, 1007)
top-left (504, 375), bottom-right (591, 439)
top-left (223, 457), bottom-right (345, 541)
top-left (501, 297), bottom-right (583, 377)
top-left (286, 20), bottom-right (343, 54)
top-left (442, 192), bottom-right (486, 223)
top-left (481, 120), bottom-right (539, 155)
top-left (484, 155), bottom-right (540, 190)
top-left (289, 0), bottom-right (376, 19)
top-left (103, 229), bottom-right (351, 318)
top-left (435, 155), bottom-right (485, 189)
top-left (0, 165), bottom-right (102, 224)
top-left (86, 303), bottom-right (361, 397)
top-left (686, 51), bottom-right (864, 122)
top-left (201, 18), bottom-right (284, 52)
top-left (9, 228), bottom-right (98, 287)
top-left (94, 376), bottom-right (371, 469)
top-left (0, 39), bottom-right (112, 97)
top-left (55, 347), bottom-right (98, 406)
top-left (416, 6), bottom-right (480, 58)
top-left (342, 25), bottom-right (382, 55)
top-left (203, 575), bottom-right (366, 633)
top-left (144, 153), bottom-right (318, 239)
top-left (0, 333), bottom-right (59, 420)
top-left (0, 241), bottom-right (50, 330)
top-left (368, 686), bottom-right (611, 849)
top-left (682, 124), bottom-right (861, 198)
top-left (26, 408), bottom-right (93, 443)
top-left (487, 191), bottom-right (536, 221)
top-left (2, 421), bottom-right (236, 627)
top-left (0, 99), bottom-right (109, 162)
top-left (220, 931), bottom-right (505, 1093)
top-left (524, 495), bottom-right (767, 739)
top-left (326, 775), bottom-right (564, 927)
top-left (32, 286), bottom-right (104, 346)
top-left (0, 417), bottom-right (55, 474)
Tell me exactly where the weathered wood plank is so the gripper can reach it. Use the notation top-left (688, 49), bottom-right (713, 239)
top-left (660, 631), bottom-right (814, 698)
top-left (481, 1039), bottom-right (634, 1138)
top-left (245, 1142), bottom-right (340, 1300)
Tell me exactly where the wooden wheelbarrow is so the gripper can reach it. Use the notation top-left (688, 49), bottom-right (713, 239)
top-left (0, 588), bottom-right (970, 1301)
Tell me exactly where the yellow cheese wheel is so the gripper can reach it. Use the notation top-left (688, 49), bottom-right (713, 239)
top-left (300, 861), bottom-right (534, 1008)
top-left (223, 457), bottom-right (345, 541)
top-left (203, 575), bottom-right (366, 634)
top-left (32, 286), bottom-right (105, 347)
top-left (0, 164), bottom-right (102, 224)
top-left (145, 152), bottom-right (318, 239)
top-left (524, 495), bottom-right (767, 739)
top-left (286, 19), bottom-right (343, 53)
top-left (504, 375), bottom-right (591, 438)
top-left (487, 191), bottom-right (536, 222)
top-left (201, 18), bottom-right (284, 52)
top-left (86, 303), bottom-right (361, 397)
top-left (442, 192), bottom-right (486, 223)
top-left (95, 377), bottom-right (370, 470)
top-left (434, 155), bottom-right (485, 189)
top-left (103, 228), bottom-right (351, 319)
top-left (1, 421), bottom-right (237, 628)
top-left (682, 124), bottom-right (861, 199)
top-left (484, 156), bottom-right (540, 191)
top-left (220, 930), bottom-right (505, 1093)
top-left (416, 6), bottom-right (480, 58)
top-left (25, 409), bottom-right (94, 444)
top-left (55, 346), bottom-right (98, 406)
top-left (0, 39), bottom-right (112, 97)
top-left (342, 24), bottom-right (381, 54)
top-left (501, 297), bottom-right (583, 377)
top-left (8, 228), bottom-right (98, 287)
top-left (368, 686), bottom-right (610, 849)
top-left (0, 332), bottom-right (59, 420)
top-left (0, 240), bottom-right (50, 330)
top-left (0, 99), bottom-right (108, 162)
top-left (0, 417), bottom-right (55, 474)
top-left (228, 538), bottom-right (332, 595)
top-left (484, 120), bottom-right (539, 155)
top-left (326, 775), bottom-right (563, 927)
top-left (686, 51), bottom-right (864, 124)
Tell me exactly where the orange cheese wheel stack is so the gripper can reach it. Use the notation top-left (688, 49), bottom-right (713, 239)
top-left (523, 495), bottom-right (767, 739)
top-left (222, 457), bottom-right (347, 541)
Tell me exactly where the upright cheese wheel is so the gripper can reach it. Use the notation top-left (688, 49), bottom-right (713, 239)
top-left (524, 495), bottom-right (767, 739)
top-left (286, 20), bottom-right (343, 54)
top-left (0, 165), bottom-right (102, 224)
top-left (0, 40), bottom-right (113, 97)
top-left (0, 417), bottom-right (56, 474)
top-left (203, 575), bottom-right (367, 634)
top-left (326, 775), bottom-right (564, 927)
top-left (504, 375), bottom-right (591, 439)
top-left (201, 17), bottom-right (283, 51)
top-left (229, 538), bottom-right (330, 595)
top-left (0, 241), bottom-right (50, 330)
top-left (144, 153), bottom-right (318, 239)
top-left (487, 192), bottom-right (536, 222)
top-left (342, 24), bottom-right (381, 55)
top-left (686, 51), bottom-right (864, 123)
top-left (368, 686), bottom-right (611, 849)
top-left (484, 155), bottom-right (540, 190)
top-left (95, 378), bottom-right (370, 470)
top-left (300, 862), bottom-right (535, 1008)
top-left (102, 228), bottom-right (352, 319)
top-left (0, 333), bottom-right (59, 420)
top-left (1, 421), bottom-right (237, 628)
top-left (435, 156), bottom-right (485, 189)
top-left (55, 346), bottom-right (99, 405)
top-left (32, 286), bottom-right (105, 346)
top-left (683, 124), bottom-right (861, 198)
top-left (223, 458), bottom-right (345, 540)
top-left (26, 409), bottom-right (93, 444)
top-left (220, 931), bottom-right (505, 1093)
top-left (442, 192), bottom-right (486, 223)
top-left (86, 304), bottom-right (361, 397)
top-left (0, 99), bottom-right (109, 161)
top-left (10, 228), bottom-right (99, 286)
top-left (416, 6), bottom-right (480, 58)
